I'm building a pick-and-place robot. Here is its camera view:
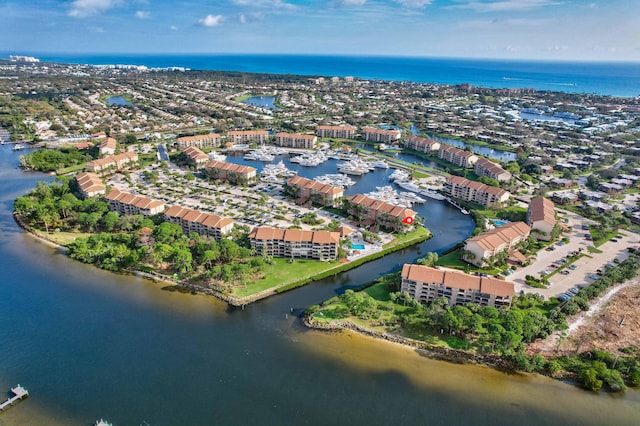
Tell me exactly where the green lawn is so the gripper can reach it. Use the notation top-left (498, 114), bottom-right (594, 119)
top-left (382, 226), bottom-right (430, 248)
top-left (436, 249), bottom-right (500, 275)
top-left (590, 228), bottom-right (620, 247)
top-left (44, 230), bottom-right (93, 245)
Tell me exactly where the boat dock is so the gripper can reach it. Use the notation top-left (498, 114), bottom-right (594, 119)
top-left (0, 385), bottom-right (29, 411)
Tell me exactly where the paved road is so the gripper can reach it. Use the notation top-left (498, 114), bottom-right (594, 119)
top-left (508, 209), bottom-right (639, 299)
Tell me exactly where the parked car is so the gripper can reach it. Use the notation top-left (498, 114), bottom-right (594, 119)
top-left (567, 287), bottom-right (580, 295)
top-left (558, 294), bottom-right (570, 302)
top-left (560, 270), bottom-right (570, 275)
top-left (568, 264), bottom-right (578, 270)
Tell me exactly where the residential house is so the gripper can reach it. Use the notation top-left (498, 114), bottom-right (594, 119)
top-left (401, 264), bottom-right (514, 308)
top-left (163, 206), bottom-right (234, 240)
top-left (205, 160), bottom-right (257, 185)
top-left (463, 222), bottom-right (531, 267)
top-left (286, 175), bottom-right (344, 207)
top-left (444, 176), bottom-right (510, 207)
top-left (527, 197), bottom-right (556, 241)
top-left (104, 189), bottom-right (165, 216)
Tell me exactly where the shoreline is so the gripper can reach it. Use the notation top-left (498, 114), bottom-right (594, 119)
top-left (12, 211), bottom-right (430, 306)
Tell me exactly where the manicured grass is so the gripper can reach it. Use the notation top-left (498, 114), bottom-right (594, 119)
top-left (56, 164), bottom-right (86, 175)
top-left (437, 250), bottom-right (469, 269)
top-left (590, 228), bottom-right (620, 247)
top-left (382, 226), bottom-right (430, 249)
top-left (44, 231), bottom-right (93, 245)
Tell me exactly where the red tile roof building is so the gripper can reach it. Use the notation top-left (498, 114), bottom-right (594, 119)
top-left (248, 227), bottom-right (340, 260)
top-left (177, 133), bottom-right (221, 149)
top-left (316, 125), bottom-right (357, 139)
top-left (182, 146), bottom-right (210, 167)
top-left (275, 133), bottom-right (317, 149)
top-left (526, 197), bottom-right (556, 241)
top-left (401, 264), bottom-right (514, 308)
top-left (347, 194), bottom-right (416, 231)
top-left (403, 135), bottom-right (441, 153)
top-left (227, 130), bottom-right (269, 144)
top-left (104, 189), bottom-right (165, 217)
top-left (362, 127), bottom-right (401, 143)
top-left (438, 144), bottom-right (479, 168)
top-left (99, 137), bottom-right (117, 155)
top-left (474, 158), bottom-right (512, 182)
top-left (85, 152), bottom-right (138, 175)
top-left (463, 222), bottom-right (531, 267)
top-left (163, 206), bottom-right (234, 240)
top-left (444, 176), bottom-right (510, 207)
top-left (205, 160), bottom-right (257, 185)
top-left (286, 175), bottom-right (344, 207)
top-left (75, 172), bottom-right (106, 199)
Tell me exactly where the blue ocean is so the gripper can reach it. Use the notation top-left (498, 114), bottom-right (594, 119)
top-left (14, 53), bottom-right (640, 97)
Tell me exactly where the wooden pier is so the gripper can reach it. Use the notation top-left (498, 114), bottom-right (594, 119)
top-left (0, 385), bottom-right (29, 412)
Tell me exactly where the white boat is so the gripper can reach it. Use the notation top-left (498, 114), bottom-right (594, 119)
top-left (12, 143), bottom-right (24, 151)
top-left (420, 189), bottom-right (446, 201)
top-left (315, 173), bottom-right (355, 188)
top-left (209, 152), bottom-right (227, 162)
top-left (372, 159), bottom-right (389, 169)
top-left (400, 192), bottom-right (426, 203)
top-left (389, 169), bottom-right (410, 182)
top-left (396, 181), bottom-right (421, 193)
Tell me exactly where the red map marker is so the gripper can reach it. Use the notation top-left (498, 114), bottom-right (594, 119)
top-left (402, 216), bottom-right (414, 225)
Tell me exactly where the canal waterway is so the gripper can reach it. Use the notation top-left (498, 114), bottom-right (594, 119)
top-left (1, 144), bottom-right (639, 425)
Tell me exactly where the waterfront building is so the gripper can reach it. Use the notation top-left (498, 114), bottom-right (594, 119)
top-left (316, 125), bottom-right (357, 139)
top-left (104, 188), bottom-right (165, 217)
top-left (205, 160), bottom-right (257, 185)
top-left (403, 135), bottom-right (441, 153)
top-left (463, 222), bottom-right (530, 267)
top-left (182, 146), bottom-right (209, 167)
top-left (474, 158), bottom-right (512, 182)
top-left (286, 175), bottom-right (344, 207)
top-left (163, 206), bottom-right (234, 240)
top-left (444, 176), bottom-right (510, 207)
top-left (85, 152), bottom-right (138, 176)
top-left (227, 130), bottom-right (269, 145)
top-left (275, 133), bottom-right (317, 149)
top-left (527, 197), bottom-right (556, 241)
top-left (438, 145), bottom-right (478, 168)
top-left (99, 137), bottom-right (117, 156)
top-left (362, 127), bottom-right (401, 143)
top-left (75, 172), bottom-right (106, 199)
top-left (401, 264), bottom-right (514, 308)
top-left (347, 194), bottom-right (416, 231)
top-left (177, 133), bottom-right (221, 149)
top-left (248, 227), bottom-right (340, 260)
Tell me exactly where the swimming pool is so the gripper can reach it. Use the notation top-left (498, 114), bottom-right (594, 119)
top-left (352, 244), bottom-right (365, 250)
top-left (493, 219), bottom-right (509, 227)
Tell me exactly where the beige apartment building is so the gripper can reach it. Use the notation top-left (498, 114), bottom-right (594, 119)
top-left (316, 125), bottom-right (357, 139)
top-left (527, 197), bottom-right (556, 241)
top-left (163, 206), bottom-right (234, 240)
top-left (444, 176), bottom-right (510, 207)
top-left (177, 133), bottom-right (222, 149)
top-left (401, 264), bottom-right (514, 308)
top-left (205, 160), bottom-right (257, 185)
top-left (438, 145), bottom-right (478, 168)
top-left (104, 189), bottom-right (165, 217)
top-left (286, 176), bottom-right (344, 207)
top-left (347, 194), bottom-right (416, 231)
top-left (474, 158), bottom-right (512, 182)
top-left (403, 135), bottom-right (441, 153)
top-left (275, 133), bottom-right (317, 149)
top-left (227, 130), bottom-right (269, 145)
top-left (248, 227), bottom-right (340, 260)
top-left (362, 127), bottom-right (402, 143)
top-left (75, 172), bottom-right (106, 199)
top-left (85, 152), bottom-right (138, 175)
top-left (463, 222), bottom-right (531, 267)
top-left (182, 145), bottom-right (210, 167)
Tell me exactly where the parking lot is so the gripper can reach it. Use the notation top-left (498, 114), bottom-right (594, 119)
top-left (508, 209), bottom-right (638, 299)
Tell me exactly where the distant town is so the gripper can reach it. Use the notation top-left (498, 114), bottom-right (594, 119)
top-left (3, 57), bottom-right (640, 392)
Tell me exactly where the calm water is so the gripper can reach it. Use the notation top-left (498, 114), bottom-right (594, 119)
top-left (1, 144), bottom-right (639, 425)
top-left (106, 96), bottom-right (132, 106)
top-left (24, 54), bottom-right (640, 97)
top-left (241, 96), bottom-right (280, 110)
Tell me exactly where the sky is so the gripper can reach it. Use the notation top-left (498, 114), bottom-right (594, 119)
top-left (2, 0), bottom-right (639, 61)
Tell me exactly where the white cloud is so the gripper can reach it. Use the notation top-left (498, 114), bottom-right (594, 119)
top-left (393, 0), bottom-right (432, 7)
top-left (68, 0), bottom-right (122, 18)
top-left (449, 0), bottom-right (560, 13)
top-left (89, 26), bottom-right (105, 33)
top-left (198, 14), bottom-right (223, 27)
top-left (239, 12), bottom-right (265, 24)
top-left (135, 10), bottom-right (150, 19)
top-left (170, 25), bottom-right (178, 31)
top-left (233, 0), bottom-right (296, 10)
top-left (337, 0), bottom-right (367, 5)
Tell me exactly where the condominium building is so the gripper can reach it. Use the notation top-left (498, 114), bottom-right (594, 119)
top-left (75, 172), bottom-right (106, 199)
top-left (444, 176), bottom-right (510, 207)
top-left (99, 137), bottom-right (117, 156)
top-left (474, 158), bottom-right (512, 182)
top-left (438, 145), bottom-right (478, 168)
top-left (182, 145), bottom-right (210, 167)
top-left (177, 133), bottom-right (221, 149)
top-left (403, 135), bottom-right (441, 153)
top-left (104, 189), bottom-right (165, 217)
top-left (286, 175), bottom-right (344, 207)
top-left (205, 160), bottom-right (257, 185)
top-left (248, 227), bottom-right (340, 260)
top-left (227, 130), bottom-right (269, 145)
top-left (347, 194), bottom-right (416, 231)
top-left (163, 206), bottom-right (234, 240)
top-left (401, 264), bottom-right (514, 308)
top-left (275, 133), bottom-right (317, 149)
top-left (463, 222), bottom-right (531, 267)
top-left (527, 197), bottom-right (556, 241)
top-left (316, 125), bottom-right (357, 139)
top-left (85, 152), bottom-right (138, 175)
top-left (362, 127), bottom-right (401, 143)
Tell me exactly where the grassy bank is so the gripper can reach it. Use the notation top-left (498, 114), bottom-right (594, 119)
top-left (230, 226), bottom-right (431, 300)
